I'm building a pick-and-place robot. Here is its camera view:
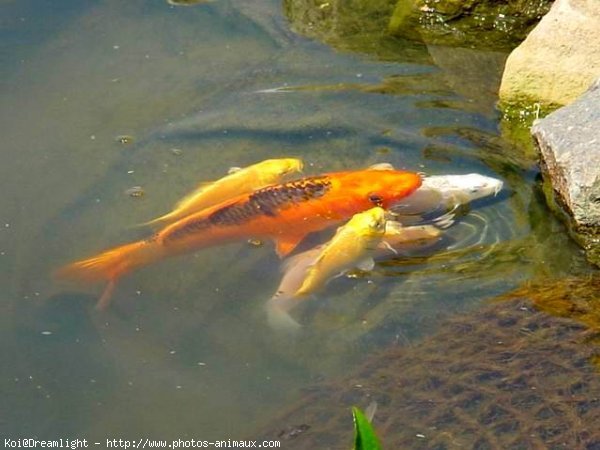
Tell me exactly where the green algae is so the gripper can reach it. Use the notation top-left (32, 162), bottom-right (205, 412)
top-left (283, 0), bottom-right (429, 62)
top-left (284, 0), bottom-right (551, 53)
top-left (499, 274), bottom-right (600, 334)
top-left (498, 98), bottom-right (560, 160)
top-left (389, 0), bottom-right (552, 50)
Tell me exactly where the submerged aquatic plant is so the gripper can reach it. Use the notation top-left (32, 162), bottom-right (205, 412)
top-left (352, 406), bottom-right (382, 450)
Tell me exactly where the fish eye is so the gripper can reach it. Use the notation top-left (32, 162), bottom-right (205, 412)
top-left (368, 193), bottom-right (383, 206)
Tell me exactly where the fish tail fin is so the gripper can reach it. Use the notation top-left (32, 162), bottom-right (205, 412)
top-left (56, 240), bottom-right (161, 308)
top-left (265, 296), bottom-right (301, 333)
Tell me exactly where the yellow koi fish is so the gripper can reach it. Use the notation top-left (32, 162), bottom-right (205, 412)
top-left (295, 207), bottom-right (387, 297)
top-left (143, 158), bottom-right (303, 226)
top-left (266, 220), bottom-right (441, 331)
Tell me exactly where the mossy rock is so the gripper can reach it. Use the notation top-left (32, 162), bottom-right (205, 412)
top-left (497, 99), bottom-right (559, 161)
top-left (389, 0), bottom-right (553, 50)
top-left (283, 0), bottom-right (429, 62)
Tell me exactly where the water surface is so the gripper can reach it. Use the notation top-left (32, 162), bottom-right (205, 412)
top-left (1, 0), bottom-right (596, 443)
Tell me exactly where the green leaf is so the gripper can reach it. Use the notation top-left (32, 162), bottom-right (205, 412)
top-left (352, 406), bottom-right (383, 450)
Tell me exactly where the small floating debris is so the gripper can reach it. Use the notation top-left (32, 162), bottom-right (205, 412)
top-left (167, 0), bottom-right (213, 5)
top-left (125, 186), bottom-right (145, 198)
top-left (170, 148), bottom-right (183, 156)
top-left (247, 238), bottom-right (263, 247)
top-left (41, 331), bottom-right (52, 336)
top-left (116, 135), bottom-right (134, 145)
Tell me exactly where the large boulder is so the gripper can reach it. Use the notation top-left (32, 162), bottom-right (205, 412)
top-left (499, 0), bottom-right (600, 108)
top-left (531, 78), bottom-right (600, 266)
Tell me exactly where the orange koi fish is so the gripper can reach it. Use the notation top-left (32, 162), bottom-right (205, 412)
top-left (58, 169), bottom-right (422, 309)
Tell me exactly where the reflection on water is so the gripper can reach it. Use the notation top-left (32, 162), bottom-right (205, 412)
top-left (1, 0), bottom-right (597, 444)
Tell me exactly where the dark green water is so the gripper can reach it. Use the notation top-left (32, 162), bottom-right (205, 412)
top-left (1, 0), bottom-right (595, 444)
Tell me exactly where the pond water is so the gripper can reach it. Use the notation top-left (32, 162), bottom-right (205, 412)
top-left (1, 0), bottom-right (597, 444)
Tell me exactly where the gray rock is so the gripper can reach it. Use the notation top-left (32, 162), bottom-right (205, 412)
top-left (531, 78), bottom-right (600, 266)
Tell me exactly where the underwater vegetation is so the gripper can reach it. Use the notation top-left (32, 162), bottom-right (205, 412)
top-left (352, 406), bottom-right (382, 450)
top-left (498, 274), bottom-right (600, 348)
top-left (258, 298), bottom-right (600, 449)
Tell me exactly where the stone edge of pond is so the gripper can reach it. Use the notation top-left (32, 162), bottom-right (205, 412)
top-left (494, 0), bottom-right (600, 267)
top-left (530, 77), bottom-right (600, 268)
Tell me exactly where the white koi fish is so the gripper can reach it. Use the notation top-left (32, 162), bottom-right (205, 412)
top-left (389, 173), bottom-right (503, 227)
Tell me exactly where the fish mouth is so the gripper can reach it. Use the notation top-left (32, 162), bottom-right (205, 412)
top-left (383, 210), bottom-right (399, 221)
top-left (493, 182), bottom-right (503, 196)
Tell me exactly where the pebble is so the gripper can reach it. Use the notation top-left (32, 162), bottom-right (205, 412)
top-left (116, 135), bottom-right (134, 144)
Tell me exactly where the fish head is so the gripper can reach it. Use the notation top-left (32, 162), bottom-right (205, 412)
top-left (255, 158), bottom-right (304, 184)
top-left (335, 169), bottom-right (423, 211)
top-left (423, 173), bottom-right (503, 203)
top-left (347, 207), bottom-right (387, 239)
top-left (276, 158), bottom-right (304, 176)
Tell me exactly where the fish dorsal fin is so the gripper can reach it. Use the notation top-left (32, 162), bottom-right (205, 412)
top-left (368, 162), bottom-right (394, 171)
top-left (173, 181), bottom-right (213, 209)
top-left (356, 257), bottom-right (375, 271)
top-left (228, 166), bottom-right (242, 174)
top-left (273, 234), bottom-right (308, 258)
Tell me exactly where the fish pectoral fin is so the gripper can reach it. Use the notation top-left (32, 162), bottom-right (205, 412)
top-left (377, 240), bottom-right (398, 255)
top-left (356, 257), bottom-right (375, 271)
top-left (273, 234), bottom-right (308, 258)
top-left (432, 210), bottom-right (456, 229)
